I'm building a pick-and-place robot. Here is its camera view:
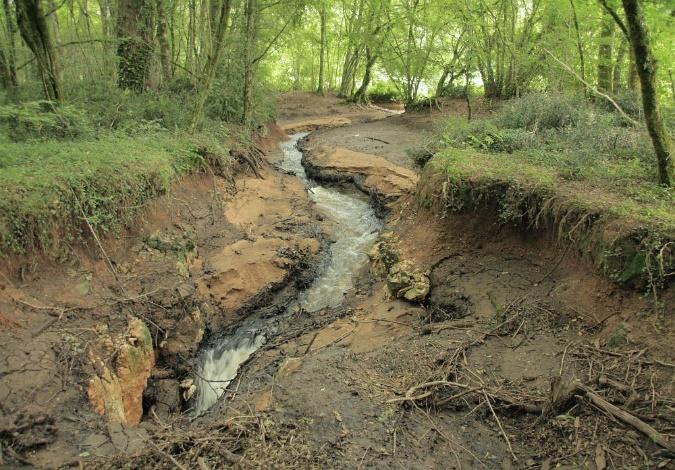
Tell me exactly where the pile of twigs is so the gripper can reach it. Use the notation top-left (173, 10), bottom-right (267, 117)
top-left (386, 300), bottom-right (675, 464)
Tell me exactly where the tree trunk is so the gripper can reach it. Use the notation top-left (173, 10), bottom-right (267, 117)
top-left (156, 0), bottom-right (172, 86)
top-left (97, 0), bottom-right (114, 77)
top-left (597, 14), bottom-right (614, 93)
top-left (352, 47), bottom-right (375, 104)
top-left (338, 48), bottom-right (358, 97)
top-left (116, 0), bottom-right (154, 92)
top-left (317, 3), bottom-right (326, 95)
top-left (15, 0), bottom-right (61, 101)
top-left (241, 0), bottom-right (257, 124)
top-left (628, 50), bottom-right (639, 90)
top-left (187, 0), bottom-right (196, 73)
top-left (190, 0), bottom-right (232, 132)
top-left (622, 0), bottom-right (672, 186)
top-left (465, 68), bottom-right (472, 121)
top-left (612, 39), bottom-right (627, 92)
top-left (435, 67), bottom-right (450, 98)
top-left (46, 0), bottom-right (62, 84)
top-left (2, 0), bottom-right (17, 89)
top-left (569, 0), bottom-right (585, 95)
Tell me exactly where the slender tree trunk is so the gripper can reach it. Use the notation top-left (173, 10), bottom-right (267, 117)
top-left (190, 0), bottom-right (232, 132)
top-left (317, 3), bottom-right (326, 95)
top-left (15, 0), bottom-right (61, 101)
top-left (187, 0), bottom-right (196, 72)
top-left (597, 14), bottom-right (614, 93)
top-left (613, 39), bottom-right (627, 92)
top-left (46, 0), bottom-right (61, 84)
top-left (622, 0), bottom-right (671, 186)
top-left (116, 0), bottom-right (154, 92)
top-left (156, 0), bottom-right (172, 86)
top-left (628, 50), bottom-right (639, 90)
top-left (569, 0), bottom-right (585, 95)
top-left (97, 0), bottom-right (114, 78)
top-left (465, 68), bottom-right (472, 121)
top-left (241, 0), bottom-right (257, 124)
top-left (2, 0), bottom-right (17, 88)
top-left (435, 67), bottom-right (450, 98)
top-left (352, 47), bottom-right (375, 104)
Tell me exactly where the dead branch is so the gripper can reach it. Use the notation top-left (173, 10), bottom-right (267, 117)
top-left (543, 49), bottom-right (639, 126)
top-left (483, 389), bottom-right (518, 462)
top-left (576, 382), bottom-right (674, 452)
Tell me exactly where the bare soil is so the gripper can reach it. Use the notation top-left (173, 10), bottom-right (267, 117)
top-left (1, 93), bottom-right (673, 469)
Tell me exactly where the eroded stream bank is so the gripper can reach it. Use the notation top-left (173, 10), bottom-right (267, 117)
top-left (193, 133), bottom-right (381, 414)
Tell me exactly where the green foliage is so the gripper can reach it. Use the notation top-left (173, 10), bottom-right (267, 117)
top-left (0, 101), bottom-right (92, 141)
top-left (428, 91), bottom-right (674, 288)
top-left (367, 82), bottom-right (402, 103)
top-left (64, 81), bottom-right (195, 131)
top-left (406, 147), bottom-right (434, 168)
top-left (440, 94), bottom-right (654, 167)
top-left (0, 131), bottom-right (231, 258)
top-left (495, 93), bottom-right (586, 130)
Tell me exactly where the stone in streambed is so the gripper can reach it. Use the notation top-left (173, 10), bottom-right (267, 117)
top-left (386, 261), bottom-right (430, 302)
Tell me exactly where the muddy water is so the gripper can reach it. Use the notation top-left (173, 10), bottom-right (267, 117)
top-left (193, 133), bottom-right (380, 415)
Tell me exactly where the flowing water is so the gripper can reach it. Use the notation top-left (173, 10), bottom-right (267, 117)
top-left (192, 133), bottom-right (380, 415)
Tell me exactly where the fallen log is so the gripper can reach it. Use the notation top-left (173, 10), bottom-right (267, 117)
top-left (576, 383), bottom-right (674, 453)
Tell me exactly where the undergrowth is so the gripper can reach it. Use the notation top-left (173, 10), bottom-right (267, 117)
top-left (0, 132), bottom-right (231, 258)
top-left (0, 81), bottom-right (277, 258)
top-left (422, 92), bottom-right (674, 290)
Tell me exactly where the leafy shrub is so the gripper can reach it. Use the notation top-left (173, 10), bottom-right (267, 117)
top-left (495, 92), bottom-right (585, 130)
top-left (437, 83), bottom-right (468, 99)
top-left (439, 118), bottom-right (533, 153)
top-left (64, 81), bottom-right (195, 131)
top-left (367, 82), bottom-right (402, 103)
top-left (0, 101), bottom-right (92, 141)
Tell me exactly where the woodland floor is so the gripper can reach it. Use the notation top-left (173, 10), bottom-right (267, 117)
top-left (0, 93), bottom-right (673, 469)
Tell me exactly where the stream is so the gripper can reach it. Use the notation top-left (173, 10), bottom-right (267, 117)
top-left (192, 133), bottom-right (381, 415)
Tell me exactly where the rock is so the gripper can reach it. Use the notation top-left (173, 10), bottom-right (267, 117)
top-left (386, 261), bottom-right (430, 302)
top-left (180, 378), bottom-right (196, 401)
top-left (87, 317), bottom-right (155, 425)
top-left (160, 307), bottom-right (205, 361)
top-left (147, 379), bottom-right (181, 418)
top-left (369, 233), bottom-right (399, 278)
top-left (277, 357), bottom-right (303, 378)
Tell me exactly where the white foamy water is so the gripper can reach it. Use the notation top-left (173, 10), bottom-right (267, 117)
top-left (192, 133), bottom-right (380, 414)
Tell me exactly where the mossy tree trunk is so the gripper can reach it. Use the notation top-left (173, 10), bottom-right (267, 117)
top-left (612, 38), bottom-right (627, 92)
top-left (15, 0), bottom-right (61, 101)
top-left (597, 14), bottom-right (614, 93)
top-left (156, 0), bottom-right (172, 86)
top-left (1, 0), bottom-right (17, 90)
top-left (116, 0), bottom-right (154, 92)
top-left (621, 0), bottom-right (672, 186)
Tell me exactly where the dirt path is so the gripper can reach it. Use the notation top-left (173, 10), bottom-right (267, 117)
top-left (1, 93), bottom-right (673, 469)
